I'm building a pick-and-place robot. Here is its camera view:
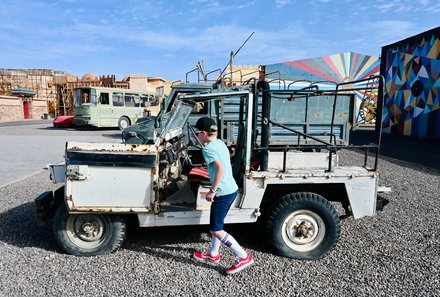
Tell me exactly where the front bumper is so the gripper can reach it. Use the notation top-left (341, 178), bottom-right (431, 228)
top-left (72, 119), bottom-right (88, 126)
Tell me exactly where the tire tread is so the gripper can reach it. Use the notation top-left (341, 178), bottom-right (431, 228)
top-left (52, 204), bottom-right (127, 256)
top-left (265, 192), bottom-right (340, 260)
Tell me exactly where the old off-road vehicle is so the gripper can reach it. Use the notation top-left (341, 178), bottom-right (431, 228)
top-left (36, 75), bottom-right (388, 259)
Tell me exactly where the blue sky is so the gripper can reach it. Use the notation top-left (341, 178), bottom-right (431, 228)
top-left (0, 0), bottom-right (438, 82)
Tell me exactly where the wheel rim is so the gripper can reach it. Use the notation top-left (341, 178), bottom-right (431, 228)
top-left (120, 119), bottom-right (129, 129)
top-left (65, 214), bottom-right (107, 250)
top-left (281, 210), bottom-right (325, 252)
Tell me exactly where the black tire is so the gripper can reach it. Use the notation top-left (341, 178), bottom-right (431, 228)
top-left (52, 204), bottom-right (126, 256)
top-left (118, 116), bottom-right (130, 130)
top-left (265, 192), bottom-right (340, 260)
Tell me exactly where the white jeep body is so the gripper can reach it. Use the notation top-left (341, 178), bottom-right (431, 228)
top-left (39, 77), bottom-right (388, 259)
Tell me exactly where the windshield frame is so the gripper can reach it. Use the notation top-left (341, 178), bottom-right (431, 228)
top-left (73, 88), bottom-right (98, 107)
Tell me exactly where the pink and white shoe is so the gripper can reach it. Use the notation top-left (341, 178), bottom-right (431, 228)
top-left (226, 253), bottom-right (254, 275)
top-left (193, 251), bottom-right (220, 263)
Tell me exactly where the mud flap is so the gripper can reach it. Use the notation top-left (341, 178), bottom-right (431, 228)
top-left (35, 186), bottom-right (64, 225)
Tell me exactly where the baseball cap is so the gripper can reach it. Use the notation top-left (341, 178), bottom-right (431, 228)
top-left (194, 117), bottom-right (218, 133)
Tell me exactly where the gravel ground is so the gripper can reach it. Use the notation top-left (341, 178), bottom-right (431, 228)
top-left (0, 133), bottom-right (439, 296)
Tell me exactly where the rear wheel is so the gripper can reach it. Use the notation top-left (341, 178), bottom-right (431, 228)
top-left (265, 192), bottom-right (340, 260)
top-left (53, 204), bottom-right (126, 256)
top-left (118, 116), bottom-right (130, 130)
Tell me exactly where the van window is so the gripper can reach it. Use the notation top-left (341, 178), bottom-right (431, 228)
top-left (124, 93), bottom-right (140, 107)
top-left (100, 93), bottom-right (109, 105)
top-left (113, 93), bottom-right (124, 107)
top-left (140, 95), bottom-right (150, 107)
top-left (73, 88), bottom-right (97, 107)
top-left (124, 94), bottom-right (136, 107)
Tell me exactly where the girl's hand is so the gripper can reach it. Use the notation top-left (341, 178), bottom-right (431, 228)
top-left (206, 191), bottom-right (215, 202)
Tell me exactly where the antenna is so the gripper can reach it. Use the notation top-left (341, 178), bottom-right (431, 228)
top-left (219, 32), bottom-right (255, 78)
top-left (197, 60), bottom-right (207, 82)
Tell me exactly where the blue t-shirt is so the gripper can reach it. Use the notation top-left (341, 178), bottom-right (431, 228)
top-left (202, 139), bottom-right (238, 196)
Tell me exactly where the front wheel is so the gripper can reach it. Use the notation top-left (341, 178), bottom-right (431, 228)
top-left (265, 192), bottom-right (340, 260)
top-left (118, 116), bottom-right (131, 130)
top-left (53, 204), bottom-right (126, 256)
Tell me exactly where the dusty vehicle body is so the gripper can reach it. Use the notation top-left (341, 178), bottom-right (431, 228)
top-left (36, 76), bottom-right (388, 259)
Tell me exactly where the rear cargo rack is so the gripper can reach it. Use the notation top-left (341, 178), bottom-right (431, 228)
top-left (255, 75), bottom-right (384, 172)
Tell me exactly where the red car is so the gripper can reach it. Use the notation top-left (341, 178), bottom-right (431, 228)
top-left (52, 116), bottom-right (74, 128)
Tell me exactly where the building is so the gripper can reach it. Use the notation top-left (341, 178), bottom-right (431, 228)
top-left (0, 69), bottom-right (63, 122)
top-left (220, 65), bottom-right (262, 86)
top-left (380, 26), bottom-right (440, 139)
top-left (0, 69), bottom-right (170, 121)
top-left (0, 87), bottom-right (49, 121)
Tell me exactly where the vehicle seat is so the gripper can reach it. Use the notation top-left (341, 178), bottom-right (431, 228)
top-left (250, 151), bottom-right (261, 170)
top-left (188, 167), bottom-right (210, 196)
top-left (188, 167), bottom-right (210, 182)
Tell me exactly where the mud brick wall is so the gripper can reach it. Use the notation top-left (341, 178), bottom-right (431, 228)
top-left (0, 96), bottom-right (48, 122)
top-left (0, 96), bottom-right (22, 122)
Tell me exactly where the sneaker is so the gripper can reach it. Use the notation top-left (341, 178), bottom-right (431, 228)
top-left (193, 251), bottom-right (220, 263)
top-left (225, 253), bottom-right (254, 275)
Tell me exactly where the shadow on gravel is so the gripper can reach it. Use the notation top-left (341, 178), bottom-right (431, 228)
top-left (0, 202), bottom-right (58, 252)
top-left (136, 244), bottom-right (227, 274)
top-left (124, 222), bottom-right (272, 273)
top-left (126, 223), bottom-right (270, 252)
top-left (101, 133), bottom-right (123, 140)
top-left (0, 202), bottom-right (272, 263)
top-left (350, 130), bottom-right (440, 171)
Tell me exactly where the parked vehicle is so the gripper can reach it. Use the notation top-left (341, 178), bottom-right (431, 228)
top-left (122, 82), bottom-right (218, 143)
top-left (52, 115), bottom-right (74, 128)
top-left (36, 76), bottom-right (389, 259)
top-left (73, 86), bottom-right (160, 130)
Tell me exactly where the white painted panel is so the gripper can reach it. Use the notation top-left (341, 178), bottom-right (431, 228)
top-left (49, 163), bottom-right (66, 184)
top-left (67, 166), bottom-right (152, 208)
top-left (195, 186), bottom-right (242, 210)
top-left (243, 167), bottom-right (378, 219)
top-left (137, 208), bottom-right (258, 227)
top-left (268, 152), bottom-right (338, 170)
top-left (345, 176), bottom-right (377, 218)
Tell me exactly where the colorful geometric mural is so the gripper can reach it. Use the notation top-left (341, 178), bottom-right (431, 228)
top-left (266, 52), bottom-right (379, 83)
top-left (265, 52), bottom-right (380, 125)
top-left (381, 26), bottom-right (440, 139)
